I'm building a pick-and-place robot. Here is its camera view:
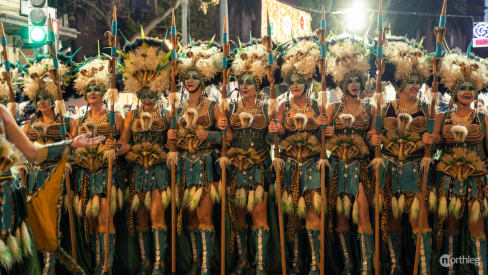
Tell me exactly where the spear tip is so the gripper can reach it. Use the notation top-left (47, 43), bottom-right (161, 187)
top-left (0, 20), bottom-right (5, 37)
top-left (321, 5), bottom-right (325, 21)
top-left (266, 10), bottom-right (270, 27)
top-left (441, 0), bottom-right (447, 16)
top-left (223, 16), bottom-right (227, 33)
top-left (113, 6), bottom-right (117, 21)
top-left (171, 8), bottom-right (175, 26)
top-left (379, 0), bottom-right (383, 14)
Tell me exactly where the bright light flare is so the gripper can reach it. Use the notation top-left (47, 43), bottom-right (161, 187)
top-left (344, 3), bottom-right (368, 33)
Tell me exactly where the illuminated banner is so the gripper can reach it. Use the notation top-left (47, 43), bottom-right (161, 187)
top-left (473, 22), bottom-right (488, 48)
top-left (262, 0), bottom-right (312, 43)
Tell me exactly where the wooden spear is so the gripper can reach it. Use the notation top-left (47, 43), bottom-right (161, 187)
top-left (412, 1), bottom-right (446, 274)
top-left (168, 8), bottom-right (178, 274)
top-left (219, 17), bottom-right (231, 275)
top-left (317, 6), bottom-right (328, 275)
top-left (47, 15), bottom-right (77, 262)
top-left (263, 11), bottom-right (287, 275)
top-left (373, 1), bottom-right (386, 274)
top-left (0, 20), bottom-right (17, 117)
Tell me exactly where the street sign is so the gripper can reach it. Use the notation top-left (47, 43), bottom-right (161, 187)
top-left (473, 22), bottom-right (488, 48)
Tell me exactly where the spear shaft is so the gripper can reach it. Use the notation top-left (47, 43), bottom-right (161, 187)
top-left (413, 1), bottom-right (446, 274)
top-left (0, 20), bottom-right (16, 117)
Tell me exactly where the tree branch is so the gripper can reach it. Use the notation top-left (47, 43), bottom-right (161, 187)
top-left (129, 0), bottom-right (182, 42)
top-left (79, 0), bottom-right (106, 21)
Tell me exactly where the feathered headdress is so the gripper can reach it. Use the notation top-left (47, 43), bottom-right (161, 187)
top-left (121, 38), bottom-right (171, 95)
top-left (231, 42), bottom-right (273, 86)
top-left (438, 52), bottom-right (488, 94)
top-left (178, 41), bottom-right (222, 82)
top-left (22, 57), bottom-right (70, 101)
top-left (280, 37), bottom-right (321, 80)
top-left (328, 35), bottom-right (370, 89)
top-left (74, 58), bottom-right (111, 96)
top-left (383, 36), bottom-right (430, 89)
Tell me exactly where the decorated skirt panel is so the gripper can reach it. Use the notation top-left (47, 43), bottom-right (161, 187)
top-left (230, 158), bottom-right (270, 189)
top-left (328, 157), bottom-right (364, 197)
top-left (26, 163), bottom-right (57, 195)
top-left (0, 174), bottom-right (15, 232)
top-left (439, 174), bottom-right (486, 199)
top-left (178, 151), bottom-right (218, 187)
top-left (283, 157), bottom-right (321, 194)
top-left (73, 165), bottom-right (120, 197)
top-left (379, 157), bottom-right (430, 194)
top-left (130, 163), bottom-right (168, 191)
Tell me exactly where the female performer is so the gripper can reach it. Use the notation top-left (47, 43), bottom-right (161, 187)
top-left (435, 52), bottom-right (488, 274)
top-left (227, 41), bottom-right (272, 274)
top-left (71, 57), bottom-right (124, 273)
top-left (168, 41), bottom-right (229, 275)
top-left (371, 38), bottom-right (438, 274)
top-left (324, 36), bottom-right (373, 274)
top-left (270, 38), bottom-right (324, 274)
top-left (118, 38), bottom-right (171, 274)
top-left (21, 55), bottom-right (73, 274)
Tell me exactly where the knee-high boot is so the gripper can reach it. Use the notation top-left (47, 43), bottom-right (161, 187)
top-left (387, 233), bottom-right (402, 275)
top-left (288, 232), bottom-right (301, 274)
top-left (471, 236), bottom-right (487, 275)
top-left (137, 230), bottom-right (152, 274)
top-left (442, 235), bottom-right (459, 275)
top-left (96, 233), bottom-right (116, 275)
top-left (188, 229), bottom-right (202, 274)
top-left (253, 227), bottom-right (270, 275)
top-left (232, 228), bottom-right (248, 274)
top-left (357, 232), bottom-right (373, 275)
top-left (42, 252), bottom-right (56, 275)
top-left (199, 228), bottom-right (214, 275)
top-left (152, 228), bottom-right (168, 275)
top-left (337, 231), bottom-right (353, 275)
top-left (306, 228), bottom-right (320, 275)
top-left (412, 231), bottom-right (432, 275)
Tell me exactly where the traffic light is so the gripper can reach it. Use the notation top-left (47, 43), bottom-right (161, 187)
top-left (28, 0), bottom-right (48, 45)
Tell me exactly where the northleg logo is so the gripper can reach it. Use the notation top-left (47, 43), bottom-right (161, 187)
top-left (439, 254), bottom-right (480, 268)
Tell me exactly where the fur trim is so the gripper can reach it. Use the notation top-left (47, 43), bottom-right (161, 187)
top-left (484, 198), bottom-right (488, 218)
top-left (450, 125), bottom-right (468, 143)
top-left (231, 43), bottom-right (270, 83)
top-left (103, 149), bottom-right (116, 162)
top-left (281, 191), bottom-right (292, 214)
top-left (91, 195), bottom-right (100, 216)
top-left (7, 235), bottom-right (21, 263)
top-left (54, 100), bottom-right (66, 116)
top-left (65, 162), bottom-right (72, 175)
top-left (438, 196), bottom-right (448, 220)
top-left (254, 185), bottom-right (264, 205)
top-left (272, 158), bottom-right (285, 173)
top-left (21, 222), bottom-right (32, 256)
top-left (339, 113), bottom-right (355, 128)
top-left (217, 156), bottom-right (231, 170)
top-left (122, 45), bottom-right (170, 94)
top-left (140, 112), bottom-right (153, 131)
top-left (31, 121), bottom-right (47, 137)
top-left (268, 98), bottom-right (278, 116)
top-left (343, 195), bottom-right (352, 219)
top-left (103, 88), bottom-right (119, 106)
top-left (131, 195), bottom-right (140, 212)
top-left (454, 197), bottom-right (462, 219)
top-left (247, 190), bottom-right (255, 212)
top-left (24, 58), bottom-right (70, 100)
top-left (85, 199), bottom-right (92, 217)
top-left (397, 113), bottom-right (413, 131)
top-left (420, 157), bottom-right (433, 172)
top-left (238, 112), bottom-right (254, 128)
top-left (398, 194), bottom-right (405, 215)
top-left (313, 192), bottom-right (321, 214)
top-left (81, 122), bottom-right (98, 137)
top-left (75, 59), bottom-right (110, 95)
top-left (410, 197), bottom-right (420, 220)
top-left (183, 108), bottom-right (198, 128)
top-left (109, 187), bottom-right (117, 214)
top-left (178, 44), bottom-right (222, 81)
top-left (439, 53), bottom-right (488, 92)
top-left (167, 151), bottom-right (179, 167)
top-left (428, 191), bottom-right (437, 213)
top-left (316, 158), bottom-right (330, 170)
top-left (281, 39), bottom-right (320, 79)
top-left (368, 157), bottom-right (385, 169)
top-left (470, 200), bottom-right (481, 223)
top-left (189, 187), bottom-right (203, 211)
top-left (297, 197), bottom-right (306, 218)
top-left (235, 188), bottom-right (247, 208)
top-left (336, 196), bottom-right (343, 216)
top-left (352, 199), bottom-right (359, 224)
top-left (329, 38), bottom-right (370, 86)
top-left (392, 196), bottom-right (399, 219)
top-left (210, 184), bottom-right (219, 203)
top-left (293, 113), bottom-right (308, 131)
top-left (0, 238), bottom-right (12, 270)
top-left (144, 191), bottom-right (151, 210)
top-left (118, 188), bottom-right (124, 210)
top-left (15, 229), bottom-right (21, 256)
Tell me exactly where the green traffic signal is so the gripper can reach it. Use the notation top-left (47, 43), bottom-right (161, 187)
top-left (30, 26), bottom-right (47, 43)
